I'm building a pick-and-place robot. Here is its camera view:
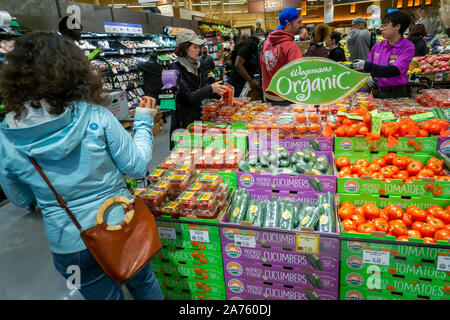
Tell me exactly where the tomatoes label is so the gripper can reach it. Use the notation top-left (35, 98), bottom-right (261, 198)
top-left (190, 229), bottom-right (210, 243)
top-left (362, 248), bottom-right (390, 266)
top-left (158, 227), bottom-right (177, 240)
top-left (436, 254), bottom-right (450, 272)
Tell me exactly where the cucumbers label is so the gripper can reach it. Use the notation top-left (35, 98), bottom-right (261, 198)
top-left (249, 205), bottom-right (258, 214)
top-left (234, 235), bottom-right (256, 248)
top-left (282, 210), bottom-right (292, 220)
top-left (319, 215), bottom-right (329, 225)
top-left (301, 216), bottom-right (311, 226)
top-left (296, 234), bottom-right (319, 254)
top-left (232, 207), bottom-right (240, 218)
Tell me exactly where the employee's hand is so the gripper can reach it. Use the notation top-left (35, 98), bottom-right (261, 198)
top-left (249, 79), bottom-right (260, 89)
top-left (139, 96), bottom-right (158, 109)
top-left (352, 59), bottom-right (366, 72)
top-left (211, 81), bottom-right (227, 96)
top-left (367, 76), bottom-right (376, 88)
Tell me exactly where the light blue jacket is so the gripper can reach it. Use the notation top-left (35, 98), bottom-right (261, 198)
top-left (0, 101), bottom-right (154, 254)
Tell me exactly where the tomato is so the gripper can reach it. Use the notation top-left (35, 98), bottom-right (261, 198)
top-left (308, 113), bottom-right (319, 123)
top-left (380, 166), bottom-right (394, 178)
top-left (363, 203), bottom-right (380, 219)
top-left (368, 163), bottom-right (381, 173)
top-left (346, 125), bottom-right (359, 137)
top-left (336, 156), bottom-right (351, 169)
top-left (342, 219), bottom-right (357, 231)
top-left (423, 237), bottom-right (435, 244)
top-left (373, 218), bottom-right (389, 233)
top-left (296, 124), bottom-right (308, 133)
top-left (418, 168), bottom-right (435, 177)
top-left (412, 221), bottom-right (425, 232)
top-left (372, 158), bottom-right (387, 167)
top-left (358, 126), bottom-right (369, 135)
top-left (379, 209), bottom-right (389, 221)
top-left (407, 229), bottom-right (422, 239)
top-left (407, 161), bottom-right (424, 176)
top-left (334, 126), bottom-right (348, 137)
top-left (354, 206), bottom-right (365, 216)
top-left (434, 229), bottom-right (450, 241)
top-left (392, 157), bottom-right (408, 170)
top-left (393, 170), bottom-right (409, 182)
top-left (359, 167), bottom-right (372, 176)
top-left (385, 205), bottom-right (404, 220)
top-left (388, 220), bottom-right (407, 236)
top-left (309, 124), bottom-right (321, 132)
top-left (387, 165), bottom-right (400, 176)
top-left (351, 214), bottom-right (366, 226)
top-left (396, 236), bottom-right (410, 241)
top-left (410, 208), bottom-right (428, 222)
top-left (420, 223), bottom-right (437, 238)
top-left (426, 216), bottom-right (445, 230)
top-left (354, 159), bottom-right (370, 167)
top-left (434, 211), bottom-right (450, 224)
top-left (296, 113), bottom-right (306, 123)
top-left (427, 158), bottom-right (443, 167)
top-left (383, 153), bottom-right (398, 165)
top-left (338, 206), bottom-right (354, 220)
top-left (339, 167), bottom-right (352, 177)
top-left (426, 206), bottom-right (445, 217)
top-left (406, 206), bottom-right (420, 215)
top-left (426, 162), bottom-right (443, 175)
top-left (357, 223), bottom-right (376, 234)
top-left (402, 213), bottom-right (413, 227)
top-left (432, 188), bottom-right (443, 197)
top-left (372, 172), bottom-right (385, 180)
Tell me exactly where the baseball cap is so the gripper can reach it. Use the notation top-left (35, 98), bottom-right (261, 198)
top-left (276, 7), bottom-right (301, 31)
top-left (176, 29), bottom-right (205, 46)
top-left (352, 17), bottom-right (367, 26)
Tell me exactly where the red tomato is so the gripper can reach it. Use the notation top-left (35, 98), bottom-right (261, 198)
top-left (435, 211), bottom-right (450, 224)
top-left (368, 163), bottom-right (381, 173)
top-left (434, 229), bottom-right (450, 241)
top-left (338, 206), bottom-right (354, 220)
top-left (354, 159), bottom-right (370, 167)
top-left (426, 161), bottom-right (443, 175)
top-left (426, 206), bottom-right (445, 217)
top-left (372, 218), bottom-right (389, 233)
top-left (372, 158), bottom-right (387, 167)
top-left (351, 214), bottom-right (366, 226)
top-left (396, 236), bottom-right (410, 241)
top-left (392, 157), bottom-right (408, 170)
top-left (388, 220), bottom-right (407, 236)
top-left (363, 203), bottom-right (380, 219)
top-left (372, 172), bottom-right (385, 180)
top-left (407, 229), bottom-right (422, 239)
top-left (351, 164), bottom-right (364, 174)
top-left (410, 209), bottom-right (428, 222)
top-left (339, 167), bottom-right (352, 177)
top-left (383, 153), bottom-right (398, 165)
top-left (412, 221), bottom-right (425, 231)
top-left (406, 206), bottom-right (421, 215)
top-left (393, 170), bottom-right (409, 182)
top-left (336, 156), bottom-right (351, 169)
top-left (379, 209), bottom-right (389, 221)
top-left (359, 167), bottom-right (372, 176)
top-left (423, 237), bottom-right (435, 244)
top-left (354, 206), bottom-right (365, 216)
top-left (380, 166), bottom-right (394, 178)
top-left (357, 223), bottom-right (376, 234)
top-left (407, 161), bottom-right (424, 176)
top-left (388, 165), bottom-right (400, 176)
top-left (342, 219), bottom-right (357, 231)
top-left (402, 213), bottom-right (413, 227)
top-left (426, 216), bottom-right (445, 230)
top-left (420, 223), bottom-right (438, 238)
top-left (385, 205), bottom-right (404, 220)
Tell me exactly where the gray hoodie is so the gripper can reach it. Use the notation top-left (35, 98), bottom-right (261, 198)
top-left (346, 29), bottom-right (371, 61)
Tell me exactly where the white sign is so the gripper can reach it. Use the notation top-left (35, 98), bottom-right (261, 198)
top-left (363, 248), bottom-right (389, 266)
top-left (296, 234), bottom-right (319, 254)
top-left (234, 235), bottom-right (256, 248)
top-left (158, 227), bottom-right (176, 240)
top-left (158, 4), bottom-right (174, 17)
top-left (190, 229), bottom-right (210, 243)
top-left (367, 5), bottom-right (382, 28)
top-left (324, 0), bottom-right (334, 24)
top-left (104, 22), bottom-right (143, 35)
top-left (437, 254), bottom-right (450, 272)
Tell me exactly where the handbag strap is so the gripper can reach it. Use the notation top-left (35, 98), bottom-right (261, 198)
top-left (29, 156), bottom-right (83, 231)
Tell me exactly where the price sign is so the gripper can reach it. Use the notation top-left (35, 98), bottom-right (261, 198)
top-left (437, 253), bottom-right (450, 272)
top-left (158, 227), bottom-right (176, 240)
top-left (234, 235), bottom-right (256, 248)
top-left (436, 73), bottom-right (443, 82)
top-left (296, 234), bottom-right (319, 254)
top-left (119, 49), bottom-right (124, 55)
top-left (363, 248), bottom-right (390, 266)
top-left (189, 229), bottom-right (210, 243)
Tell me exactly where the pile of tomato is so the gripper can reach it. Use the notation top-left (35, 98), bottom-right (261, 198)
top-left (339, 202), bottom-right (450, 243)
top-left (336, 154), bottom-right (449, 187)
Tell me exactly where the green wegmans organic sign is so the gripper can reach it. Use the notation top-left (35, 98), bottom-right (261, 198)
top-left (267, 57), bottom-right (370, 105)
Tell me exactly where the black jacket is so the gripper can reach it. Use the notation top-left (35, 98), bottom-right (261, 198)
top-left (137, 60), bottom-right (162, 104)
top-left (169, 60), bottom-right (219, 129)
top-left (407, 35), bottom-right (429, 57)
top-left (328, 46), bottom-right (347, 62)
top-left (305, 42), bottom-right (329, 58)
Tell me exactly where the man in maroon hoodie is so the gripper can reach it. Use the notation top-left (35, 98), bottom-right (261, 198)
top-left (260, 7), bottom-right (304, 105)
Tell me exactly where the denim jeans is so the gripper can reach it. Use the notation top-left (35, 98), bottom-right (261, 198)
top-left (52, 249), bottom-right (163, 300)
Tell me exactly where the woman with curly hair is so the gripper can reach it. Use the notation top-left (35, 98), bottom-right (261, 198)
top-left (0, 31), bottom-right (162, 300)
top-left (305, 24), bottom-right (331, 58)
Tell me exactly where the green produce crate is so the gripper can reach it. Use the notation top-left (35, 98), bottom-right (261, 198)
top-left (155, 273), bottom-right (225, 297)
top-left (340, 286), bottom-right (428, 300)
top-left (154, 245), bottom-right (224, 267)
top-left (336, 151), bottom-right (450, 197)
top-left (159, 285), bottom-right (225, 300)
top-left (152, 260), bottom-right (225, 282)
top-left (334, 136), bottom-right (438, 154)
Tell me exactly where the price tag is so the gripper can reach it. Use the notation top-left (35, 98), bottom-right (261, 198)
top-left (158, 227), bottom-right (176, 240)
top-left (85, 50), bottom-right (90, 56)
top-left (435, 73), bottom-right (443, 82)
top-left (296, 234), bottom-right (319, 254)
top-left (124, 66), bottom-right (129, 73)
top-left (363, 248), bottom-right (390, 266)
top-left (234, 235), bottom-right (256, 248)
top-left (119, 49), bottom-right (124, 55)
top-left (189, 229), bottom-right (210, 243)
top-left (112, 67), bottom-right (118, 74)
top-left (132, 49), bottom-right (136, 54)
top-left (437, 253), bottom-right (450, 272)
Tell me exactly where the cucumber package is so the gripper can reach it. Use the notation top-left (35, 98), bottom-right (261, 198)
top-left (227, 188), bottom-right (336, 233)
top-left (238, 145), bottom-right (331, 176)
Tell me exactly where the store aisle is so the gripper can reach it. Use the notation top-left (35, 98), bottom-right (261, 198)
top-left (0, 117), bottom-right (171, 300)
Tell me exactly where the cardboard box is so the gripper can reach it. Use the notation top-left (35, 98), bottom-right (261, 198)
top-left (155, 273), bottom-right (226, 297)
top-left (248, 135), bottom-right (334, 153)
top-left (152, 260), bottom-right (225, 282)
top-left (160, 285), bottom-right (225, 300)
top-left (438, 136), bottom-right (450, 156)
top-left (104, 91), bottom-right (129, 119)
top-left (154, 246), bottom-right (224, 267)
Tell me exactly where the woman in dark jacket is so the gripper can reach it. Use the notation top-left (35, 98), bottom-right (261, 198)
top-left (407, 24), bottom-right (429, 57)
top-left (169, 29), bottom-right (226, 148)
top-left (327, 31), bottom-right (347, 62)
top-left (305, 24), bottom-right (330, 58)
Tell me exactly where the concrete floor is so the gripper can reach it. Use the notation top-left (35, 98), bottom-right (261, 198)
top-left (0, 118), bottom-right (171, 300)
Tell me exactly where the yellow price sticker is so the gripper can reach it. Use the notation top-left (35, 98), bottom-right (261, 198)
top-left (296, 233), bottom-right (319, 254)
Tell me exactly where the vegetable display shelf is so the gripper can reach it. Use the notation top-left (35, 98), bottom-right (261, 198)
top-left (336, 151), bottom-right (450, 197)
top-left (337, 193), bottom-right (450, 301)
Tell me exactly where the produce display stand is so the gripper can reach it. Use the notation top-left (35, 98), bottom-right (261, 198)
top-left (337, 193), bottom-right (450, 301)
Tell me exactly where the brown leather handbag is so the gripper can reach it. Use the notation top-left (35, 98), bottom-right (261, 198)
top-left (29, 157), bottom-right (162, 285)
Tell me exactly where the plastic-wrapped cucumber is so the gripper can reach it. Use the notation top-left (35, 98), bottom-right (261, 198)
top-left (238, 160), bottom-right (251, 172)
top-left (294, 201), bottom-right (304, 228)
top-left (253, 201), bottom-right (266, 227)
top-left (245, 199), bottom-right (259, 223)
top-left (229, 189), bottom-right (250, 223)
top-left (279, 158), bottom-right (290, 168)
top-left (228, 189), bottom-right (244, 222)
top-left (260, 154), bottom-right (270, 167)
top-left (297, 201), bottom-right (313, 228)
top-left (318, 192), bottom-right (336, 233)
top-left (269, 154), bottom-right (280, 167)
top-left (280, 201), bottom-right (295, 230)
top-left (314, 155), bottom-right (329, 173)
top-left (263, 198), bottom-right (281, 228)
top-left (302, 205), bottom-right (323, 229)
top-left (248, 154), bottom-right (259, 166)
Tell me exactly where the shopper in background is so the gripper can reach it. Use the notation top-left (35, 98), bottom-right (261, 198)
top-left (0, 31), bottom-right (162, 300)
top-left (227, 36), bottom-right (260, 97)
top-left (58, 15), bottom-right (82, 42)
top-left (327, 31), bottom-right (347, 62)
top-left (305, 24), bottom-right (331, 58)
top-left (347, 17), bottom-right (372, 61)
top-left (199, 46), bottom-right (215, 80)
top-left (407, 23), bottom-right (429, 57)
top-left (353, 11), bottom-right (415, 98)
top-left (138, 51), bottom-right (163, 105)
top-left (300, 27), bottom-right (310, 41)
top-left (260, 7), bottom-right (303, 105)
top-left (170, 29), bottom-right (226, 145)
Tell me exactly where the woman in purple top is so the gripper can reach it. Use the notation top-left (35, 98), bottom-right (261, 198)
top-left (352, 11), bottom-right (415, 99)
